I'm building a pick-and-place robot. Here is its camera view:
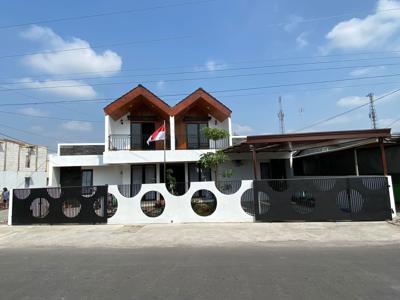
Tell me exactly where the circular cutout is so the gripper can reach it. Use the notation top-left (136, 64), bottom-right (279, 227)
top-left (216, 180), bottom-right (242, 195)
top-left (191, 190), bottom-right (217, 217)
top-left (82, 186), bottom-right (97, 198)
top-left (337, 189), bottom-right (364, 213)
top-left (291, 191), bottom-right (315, 214)
top-left (268, 180), bottom-right (288, 192)
top-left (47, 187), bottom-right (61, 199)
top-left (313, 179), bottom-right (336, 192)
top-left (362, 177), bottom-right (386, 190)
top-left (30, 198), bottom-right (50, 218)
top-left (141, 191), bottom-right (165, 217)
top-left (14, 189), bottom-right (31, 200)
top-left (240, 189), bottom-right (270, 216)
top-left (62, 198), bottom-right (81, 218)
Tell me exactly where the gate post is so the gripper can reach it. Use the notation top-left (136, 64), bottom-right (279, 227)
top-left (7, 189), bottom-right (13, 225)
top-left (252, 180), bottom-right (260, 222)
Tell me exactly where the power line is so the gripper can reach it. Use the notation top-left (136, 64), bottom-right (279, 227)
top-left (0, 0), bottom-right (215, 30)
top-left (1, 74), bottom-right (400, 107)
top-left (296, 88), bottom-right (400, 132)
top-left (3, 54), bottom-right (400, 84)
top-left (386, 117), bottom-right (400, 128)
top-left (0, 35), bottom-right (190, 60)
top-left (0, 129), bottom-right (57, 153)
top-left (2, 71), bottom-right (400, 94)
top-left (3, 60), bottom-right (400, 86)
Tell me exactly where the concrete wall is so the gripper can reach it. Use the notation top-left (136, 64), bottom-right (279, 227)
top-left (0, 171), bottom-right (47, 189)
top-left (108, 180), bottom-right (254, 224)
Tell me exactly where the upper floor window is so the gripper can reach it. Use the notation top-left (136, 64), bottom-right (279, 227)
top-left (186, 123), bottom-right (208, 149)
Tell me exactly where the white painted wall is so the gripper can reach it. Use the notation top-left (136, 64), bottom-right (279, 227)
top-left (108, 180), bottom-right (254, 224)
top-left (0, 171), bottom-right (47, 189)
top-left (109, 113), bottom-right (130, 135)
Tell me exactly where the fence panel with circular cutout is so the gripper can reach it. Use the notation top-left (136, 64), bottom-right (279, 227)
top-left (141, 191), bottom-right (165, 217)
top-left (191, 190), bottom-right (217, 217)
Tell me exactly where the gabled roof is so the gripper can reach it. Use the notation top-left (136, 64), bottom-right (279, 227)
top-left (172, 88), bottom-right (232, 122)
top-left (104, 85), bottom-right (172, 120)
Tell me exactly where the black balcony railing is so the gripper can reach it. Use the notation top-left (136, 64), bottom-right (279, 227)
top-left (109, 134), bottom-right (170, 151)
top-left (176, 134), bottom-right (230, 150)
top-left (109, 134), bottom-right (230, 150)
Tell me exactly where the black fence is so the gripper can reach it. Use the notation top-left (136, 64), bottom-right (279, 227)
top-left (12, 186), bottom-right (109, 225)
top-left (252, 176), bottom-right (392, 221)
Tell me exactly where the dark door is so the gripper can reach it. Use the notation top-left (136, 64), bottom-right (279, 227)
top-left (270, 159), bottom-right (287, 179)
top-left (60, 167), bottom-right (81, 187)
top-left (161, 164), bottom-right (186, 195)
top-left (131, 123), bottom-right (155, 150)
top-left (260, 162), bottom-right (271, 179)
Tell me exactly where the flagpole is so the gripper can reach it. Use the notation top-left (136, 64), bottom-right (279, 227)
top-left (163, 120), bottom-right (166, 183)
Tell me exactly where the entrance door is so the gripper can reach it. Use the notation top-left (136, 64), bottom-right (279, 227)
top-left (60, 167), bottom-right (81, 187)
top-left (131, 123), bottom-right (155, 150)
top-left (161, 163), bottom-right (186, 195)
top-left (270, 159), bottom-right (287, 179)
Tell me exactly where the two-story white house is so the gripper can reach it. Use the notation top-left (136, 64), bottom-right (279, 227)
top-left (48, 85), bottom-right (292, 195)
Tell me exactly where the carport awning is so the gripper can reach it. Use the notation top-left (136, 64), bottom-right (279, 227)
top-left (225, 129), bottom-right (391, 154)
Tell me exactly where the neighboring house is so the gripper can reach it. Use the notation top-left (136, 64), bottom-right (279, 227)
top-left (0, 139), bottom-right (48, 189)
top-left (48, 85), bottom-right (292, 190)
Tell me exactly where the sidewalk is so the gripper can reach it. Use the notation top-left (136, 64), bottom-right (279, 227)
top-left (1, 222), bottom-right (400, 249)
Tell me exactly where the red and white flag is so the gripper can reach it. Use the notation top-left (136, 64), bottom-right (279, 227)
top-left (147, 124), bottom-right (166, 145)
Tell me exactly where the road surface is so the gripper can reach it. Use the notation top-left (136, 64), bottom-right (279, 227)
top-left (0, 245), bottom-right (399, 299)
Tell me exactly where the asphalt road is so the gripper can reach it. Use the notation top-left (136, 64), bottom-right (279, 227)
top-left (0, 245), bottom-right (399, 300)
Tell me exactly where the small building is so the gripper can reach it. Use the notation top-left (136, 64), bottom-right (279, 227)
top-left (0, 138), bottom-right (48, 189)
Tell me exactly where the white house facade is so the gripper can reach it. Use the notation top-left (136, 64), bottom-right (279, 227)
top-left (48, 85), bottom-right (291, 191)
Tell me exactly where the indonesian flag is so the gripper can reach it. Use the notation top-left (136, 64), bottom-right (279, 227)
top-left (147, 124), bottom-right (166, 145)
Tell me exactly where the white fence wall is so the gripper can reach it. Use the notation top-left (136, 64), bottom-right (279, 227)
top-left (108, 180), bottom-right (254, 224)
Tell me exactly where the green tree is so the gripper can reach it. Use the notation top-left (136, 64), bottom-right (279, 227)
top-left (198, 128), bottom-right (231, 183)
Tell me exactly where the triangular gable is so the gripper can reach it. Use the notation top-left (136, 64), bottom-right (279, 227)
top-left (172, 88), bottom-right (231, 122)
top-left (104, 85), bottom-right (171, 120)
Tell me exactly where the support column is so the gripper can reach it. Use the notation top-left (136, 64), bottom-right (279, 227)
top-left (354, 148), bottom-right (359, 176)
top-left (228, 117), bottom-right (233, 146)
top-left (156, 164), bottom-right (160, 183)
top-left (184, 162), bottom-right (189, 192)
top-left (169, 116), bottom-right (175, 150)
top-left (379, 138), bottom-right (388, 175)
top-left (250, 145), bottom-right (259, 180)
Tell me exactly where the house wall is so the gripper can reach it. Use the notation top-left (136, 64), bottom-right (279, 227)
top-left (0, 171), bottom-right (47, 189)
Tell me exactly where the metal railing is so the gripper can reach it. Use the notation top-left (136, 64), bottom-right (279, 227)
top-left (108, 134), bottom-right (170, 151)
top-left (109, 134), bottom-right (230, 150)
top-left (175, 134), bottom-right (230, 150)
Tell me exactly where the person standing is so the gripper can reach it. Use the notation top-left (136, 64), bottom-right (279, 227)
top-left (2, 187), bottom-right (9, 209)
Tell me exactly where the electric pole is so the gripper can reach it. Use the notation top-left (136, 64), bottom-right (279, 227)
top-left (367, 93), bottom-right (377, 129)
top-left (278, 96), bottom-right (285, 134)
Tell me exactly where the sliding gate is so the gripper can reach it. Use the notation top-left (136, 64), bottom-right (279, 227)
top-left (11, 186), bottom-right (109, 224)
top-left (253, 176), bottom-right (392, 221)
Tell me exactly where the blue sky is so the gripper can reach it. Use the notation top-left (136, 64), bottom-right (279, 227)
top-left (1, 0), bottom-right (400, 151)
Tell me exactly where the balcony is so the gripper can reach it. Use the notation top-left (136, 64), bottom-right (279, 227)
top-left (109, 134), bottom-right (170, 151)
top-left (108, 134), bottom-right (229, 151)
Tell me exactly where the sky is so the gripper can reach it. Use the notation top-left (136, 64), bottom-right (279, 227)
top-left (1, 0), bottom-right (400, 152)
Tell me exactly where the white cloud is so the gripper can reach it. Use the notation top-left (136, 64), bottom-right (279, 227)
top-left (62, 121), bottom-right (92, 132)
top-left (337, 95), bottom-right (369, 107)
top-left (18, 78), bottom-right (96, 98)
top-left (20, 25), bottom-right (122, 75)
top-left (296, 32), bottom-right (309, 48)
top-left (233, 123), bottom-right (253, 135)
top-left (283, 15), bottom-right (303, 32)
top-left (19, 107), bottom-right (47, 117)
top-left (349, 66), bottom-right (386, 76)
top-left (205, 60), bottom-right (226, 71)
top-left (323, 0), bottom-right (400, 52)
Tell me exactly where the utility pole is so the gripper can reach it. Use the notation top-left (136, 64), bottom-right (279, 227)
top-left (278, 96), bottom-right (285, 134)
top-left (367, 92), bottom-right (377, 129)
